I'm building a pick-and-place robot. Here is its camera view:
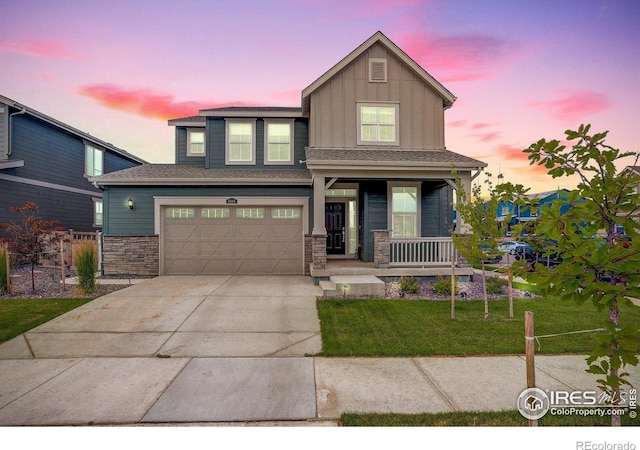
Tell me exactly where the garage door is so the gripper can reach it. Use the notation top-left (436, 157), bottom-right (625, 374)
top-left (162, 206), bottom-right (303, 275)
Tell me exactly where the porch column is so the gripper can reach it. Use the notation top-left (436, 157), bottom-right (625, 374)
top-left (312, 175), bottom-right (326, 235)
top-left (373, 230), bottom-right (391, 268)
top-left (457, 175), bottom-right (472, 234)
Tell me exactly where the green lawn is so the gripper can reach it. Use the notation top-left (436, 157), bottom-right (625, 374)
top-left (316, 296), bottom-right (640, 356)
top-left (0, 297), bottom-right (95, 343)
top-left (340, 410), bottom-right (638, 426)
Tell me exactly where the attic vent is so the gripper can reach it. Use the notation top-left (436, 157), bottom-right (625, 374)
top-left (369, 58), bottom-right (387, 82)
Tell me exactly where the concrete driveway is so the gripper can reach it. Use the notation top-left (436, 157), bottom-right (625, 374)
top-left (0, 276), bottom-right (324, 425)
top-left (1, 275), bottom-right (322, 359)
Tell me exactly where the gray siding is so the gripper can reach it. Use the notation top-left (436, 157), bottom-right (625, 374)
top-left (421, 181), bottom-right (453, 237)
top-left (360, 180), bottom-right (388, 262)
top-left (0, 105), bottom-right (7, 159)
top-left (103, 185), bottom-right (313, 235)
top-left (0, 179), bottom-right (99, 232)
top-left (175, 127), bottom-right (206, 166)
top-left (309, 42), bottom-right (445, 150)
top-left (1, 113), bottom-right (140, 232)
top-left (180, 118), bottom-right (309, 170)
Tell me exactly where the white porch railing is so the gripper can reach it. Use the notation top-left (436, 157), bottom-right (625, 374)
top-left (389, 237), bottom-right (459, 267)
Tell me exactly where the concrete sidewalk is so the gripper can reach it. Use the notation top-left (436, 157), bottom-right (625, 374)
top-left (0, 276), bottom-right (637, 426)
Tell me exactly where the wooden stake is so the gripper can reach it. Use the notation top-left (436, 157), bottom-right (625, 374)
top-left (508, 253), bottom-right (513, 319)
top-left (450, 257), bottom-right (455, 320)
top-left (525, 310), bottom-right (537, 427)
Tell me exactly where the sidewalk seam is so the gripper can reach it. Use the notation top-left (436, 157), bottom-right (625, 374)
top-left (410, 358), bottom-right (459, 412)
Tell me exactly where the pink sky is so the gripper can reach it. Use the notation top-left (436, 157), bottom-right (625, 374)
top-left (1, 0), bottom-right (638, 194)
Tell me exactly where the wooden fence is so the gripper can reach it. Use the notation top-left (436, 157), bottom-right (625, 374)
top-left (39, 230), bottom-right (100, 269)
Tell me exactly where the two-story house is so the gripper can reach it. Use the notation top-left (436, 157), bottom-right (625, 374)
top-left (0, 95), bottom-right (145, 233)
top-left (93, 31), bottom-right (487, 277)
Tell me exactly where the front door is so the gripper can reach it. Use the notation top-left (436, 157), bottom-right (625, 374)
top-left (325, 202), bottom-right (345, 255)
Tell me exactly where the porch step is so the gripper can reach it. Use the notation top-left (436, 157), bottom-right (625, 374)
top-left (319, 280), bottom-right (338, 297)
top-left (320, 275), bottom-right (385, 298)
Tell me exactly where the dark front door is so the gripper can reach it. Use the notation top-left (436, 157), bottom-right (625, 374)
top-left (325, 202), bottom-right (345, 255)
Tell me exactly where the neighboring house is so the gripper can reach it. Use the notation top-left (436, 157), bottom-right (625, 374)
top-left (496, 189), bottom-right (570, 236)
top-left (0, 95), bottom-right (145, 234)
top-left (93, 31), bottom-right (487, 277)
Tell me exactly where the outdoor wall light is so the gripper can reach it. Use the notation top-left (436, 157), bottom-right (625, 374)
top-left (128, 197), bottom-right (134, 210)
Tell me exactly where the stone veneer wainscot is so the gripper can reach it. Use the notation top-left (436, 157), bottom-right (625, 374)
top-left (102, 235), bottom-right (159, 277)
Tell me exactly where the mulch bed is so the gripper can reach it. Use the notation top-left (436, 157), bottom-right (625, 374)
top-left (0, 265), bottom-right (132, 299)
top-left (385, 279), bottom-right (535, 300)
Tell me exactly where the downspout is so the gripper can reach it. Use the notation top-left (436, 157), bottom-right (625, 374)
top-left (8, 108), bottom-right (27, 157)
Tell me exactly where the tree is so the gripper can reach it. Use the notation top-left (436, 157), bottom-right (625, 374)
top-left (518, 125), bottom-right (640, 426)
top-left (0, 201), bottom-right (60, 293)
top-left (453, 173), bottom-right (503, 318)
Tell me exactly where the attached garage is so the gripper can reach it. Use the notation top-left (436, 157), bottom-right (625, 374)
top-left (161, 203), bottom-right (305, 275)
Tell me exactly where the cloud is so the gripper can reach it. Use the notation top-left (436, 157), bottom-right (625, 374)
top-left (526, 90), bottom-right (613, 124)
top-left (472, 131), bottom-right (502, 143)
top-left (78, 84), bottom-right (249, 120)
top-left (0, 36), bottom-right (78, 59)
top-left (396, 30), bottom-right (524, 83)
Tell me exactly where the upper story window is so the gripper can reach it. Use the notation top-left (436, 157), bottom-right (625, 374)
top-left (226, 120), bottom-right (256, 165)
top-left (357, 103), bottom-right (399, 146)
top-left (85, 144), bottom-right (103, 176)
top-left (187, 129), bottom-right (205, 157)
top-left (264, 120), bottom-right (294, 165)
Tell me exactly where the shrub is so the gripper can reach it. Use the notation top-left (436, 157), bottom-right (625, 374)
top-left (74, 242), bottom-right (98, 293)
top-left (432, 275), bottom-right (458, 296)
top-left (486, 276), bottom-right (508, 295)
top-left (0, 246), bottom-right (8, 294)
top-left (399, 277), bottom-right (420, 295)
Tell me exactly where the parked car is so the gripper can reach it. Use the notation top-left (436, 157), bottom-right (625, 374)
top-left (498, 241), bottom-right (527, 254)
top-left (480, 244), bottom-right (502, 264)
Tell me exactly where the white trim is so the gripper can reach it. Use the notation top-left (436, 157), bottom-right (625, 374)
top-left (264, 119), bottom-right (295, 165)
top-left (201, 109), bottom-right (303, 118)
top-left (225, 119), bottom-right (256, 165)
top-left (154, 196), bottom-right (309, 275)
top-left (368, 58), bottom-right (388, 82)
top-left (356, 102), bottom-right (400, 146)
top-left (187, 128), bottom-right (206, 157)
top-left (0, 159), bottom-right (24, 169)
top-left (388, 182), bottom-right (421, 238)
top-left (0, 173), bottom-right (102, 197)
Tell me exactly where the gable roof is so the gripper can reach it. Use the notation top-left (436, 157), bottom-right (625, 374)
top-left (301, 31), bottom-right (456, 113)
top-left (0, 94), bottom-right (146, 164)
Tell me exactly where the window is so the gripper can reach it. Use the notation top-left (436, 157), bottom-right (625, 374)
top-left (391, 186), bottom-right (419, 238)
top-left (357, 103), bottom-right (399, 146)
top-left (201, 208), bottom-right (229, 219)
top-left (369, 58), bottom-right (387, 82)
top-left (187, 129), bottom-right (205, 157)
top-left (85, 144), bottom-right (104, 176)
top-left (236, 208), bottom-right (264, 219)
top-left (226, 120), bottom-right (256, 165)
top-left (271, 208), bottom-right (300, 219)
top-left (166, 208), bottom-right (195, 218)
top-left (264, 120), bottom-right (294, 165)
top-left (93, 200), bottom-right (103, 226)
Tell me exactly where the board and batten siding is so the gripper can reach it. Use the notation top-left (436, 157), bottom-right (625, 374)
top-left (308, 42), bottom-right (445, 150)
top-left (103, 185), bottom-right (314, 235)
top-left (421, 181), bottom-right (453, 237)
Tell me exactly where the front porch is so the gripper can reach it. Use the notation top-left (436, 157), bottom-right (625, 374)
top-left (310, 234), bottom-right (473, 282)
